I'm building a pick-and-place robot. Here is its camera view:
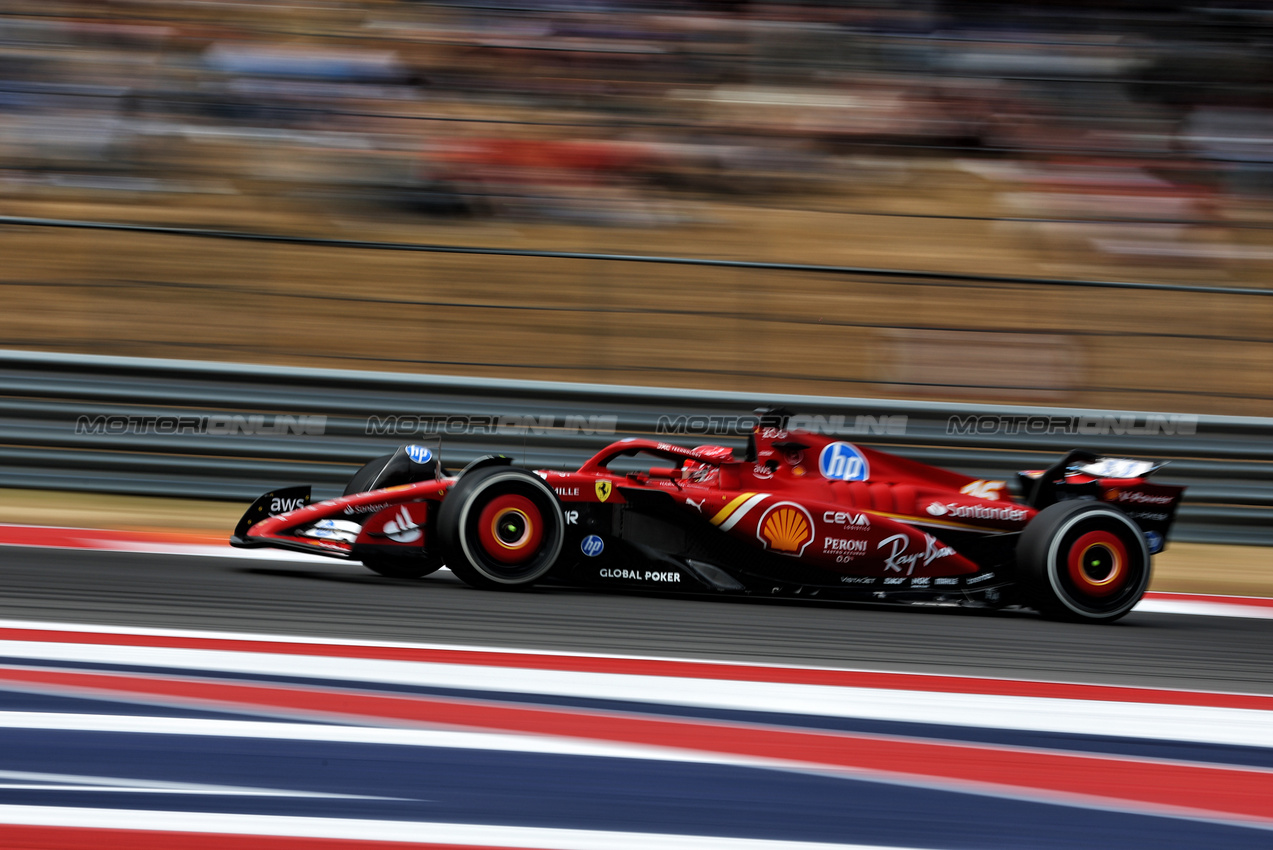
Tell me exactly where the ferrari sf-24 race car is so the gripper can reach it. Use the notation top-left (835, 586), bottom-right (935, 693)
top-left (231, 412), bottom-right (1184, 622)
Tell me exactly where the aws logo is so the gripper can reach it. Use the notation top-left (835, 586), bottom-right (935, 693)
top-left (757, 502), bottom-right (815, 557)
top-left (269, 496), bottom-right (307, 514)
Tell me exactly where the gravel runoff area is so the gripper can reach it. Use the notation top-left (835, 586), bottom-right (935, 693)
top-left (0, 488), bottom-right (1266, 599)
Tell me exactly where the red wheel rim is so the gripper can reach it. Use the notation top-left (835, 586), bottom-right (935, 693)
top-left (476, 494), bottom-right (544, 565)
top-left (1066, 530), bottom-right (1128, 598)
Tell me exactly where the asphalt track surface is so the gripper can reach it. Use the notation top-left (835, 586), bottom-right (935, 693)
top-left (1, 546), bottom-right (1270, 695)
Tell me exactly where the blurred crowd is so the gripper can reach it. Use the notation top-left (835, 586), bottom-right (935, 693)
top-left (2, 0), bottom-right (1272, 235)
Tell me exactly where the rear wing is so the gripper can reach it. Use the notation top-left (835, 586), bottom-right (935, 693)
top-left (1018, 450), bottom-right (1184, 554)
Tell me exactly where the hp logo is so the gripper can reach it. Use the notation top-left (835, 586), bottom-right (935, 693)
top-left (818, 442), bottom-right (870, 482)
top-left (1144, 530), bottom-right (1163, 554)
top-left (580, 535), bottom-right (605, 557)
top-left (405, 445), bottom-right (433, 464)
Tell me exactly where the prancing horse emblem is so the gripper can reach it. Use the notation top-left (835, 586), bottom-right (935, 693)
top-left (595, 480), bottom-right (613, 502)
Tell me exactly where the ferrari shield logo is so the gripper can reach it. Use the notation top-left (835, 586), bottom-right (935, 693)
top-left (595, 480), bottom-right (613, 502)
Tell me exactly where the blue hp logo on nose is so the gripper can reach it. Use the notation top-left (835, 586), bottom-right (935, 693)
top-left (581, 535), bottom-right (605, 557)
top-left (1144, 530), bottom-right (1163, 554)
top-left (405, 445), bottom-right (433, 464)
top-left (818, 442), bottom-right (869, 481)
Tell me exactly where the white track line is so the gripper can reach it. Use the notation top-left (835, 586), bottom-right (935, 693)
top-left (0, 768), bottom-right (392, 800)
top-left (1135, 597), bottom-right (1273, 620)
top-left (0, 712), bottom-right (771, 768)
top-left (0, 806), bottom-right (920, 850)
top-left (1, 639), bottom-right (1271, 749)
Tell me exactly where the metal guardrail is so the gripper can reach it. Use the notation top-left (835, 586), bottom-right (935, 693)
top-left (0, 349), bottom-right (1268, 546)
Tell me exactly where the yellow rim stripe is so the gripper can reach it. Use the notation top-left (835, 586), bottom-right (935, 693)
top-left (710, 492), bottom-right (758, 526)
top-left (1079, 542), bottom-right (1123, 586)
top-left (492, 508), bottom-right (532, 550)
top-left (862, 509), bottom-right (1016, 533)
top-left (708, 500), bottom-right (1019, 533)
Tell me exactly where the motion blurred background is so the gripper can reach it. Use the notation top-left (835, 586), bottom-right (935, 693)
top-left (2, 0), bottom-right (1270, 414)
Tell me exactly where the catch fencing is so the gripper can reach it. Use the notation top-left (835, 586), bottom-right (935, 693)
top-left (0, 349), bottom-right (1268, 545)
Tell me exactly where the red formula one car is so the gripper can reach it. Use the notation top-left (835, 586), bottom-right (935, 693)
top-left (231, 411), bottom-right (1184, 622)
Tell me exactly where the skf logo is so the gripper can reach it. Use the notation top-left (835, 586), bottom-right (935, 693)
top-left (595, 480), bottom-right (613, 502)
top-left (757, 503), bottom-right (814, 556)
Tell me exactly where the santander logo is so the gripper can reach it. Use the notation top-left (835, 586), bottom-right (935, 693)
top-left (382, 506), bottom-right (422, 543)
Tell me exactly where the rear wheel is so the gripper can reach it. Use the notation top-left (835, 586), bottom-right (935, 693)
top-left (437, 466), bottom-right (564, 590)
top-left (1018, 500), bottom-right (1150, 622)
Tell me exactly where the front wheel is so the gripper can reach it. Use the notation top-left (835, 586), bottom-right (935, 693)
top-left (436, 466), bottom-right (565, 590)
top-left (344, 453), bottom-right (394, 497)
top-left (1018, 500), bottom-right (1151, 623)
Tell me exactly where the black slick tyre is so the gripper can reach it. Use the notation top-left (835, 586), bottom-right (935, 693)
top-left (437, 466), bottom-right (564, 590)
top-left (344, 454), bottom-right (395, 497)
top-left (1017, 500), bottom-right (1151, 623)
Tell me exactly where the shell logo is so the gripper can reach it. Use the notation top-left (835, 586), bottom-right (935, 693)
top-left (757, 502), bottom-right (815, 556)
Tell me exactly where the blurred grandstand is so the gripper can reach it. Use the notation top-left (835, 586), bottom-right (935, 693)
top-left (0, 1), bottom-right (1269, 414)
